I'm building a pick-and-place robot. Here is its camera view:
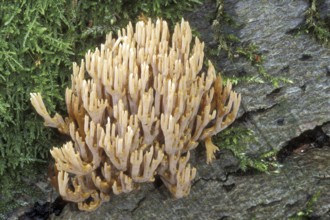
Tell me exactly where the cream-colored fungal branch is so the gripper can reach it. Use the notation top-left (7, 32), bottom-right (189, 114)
top-left (30, 18), bottom-right (241, 211)
top-left (30, 93), bottom-right (69, 134)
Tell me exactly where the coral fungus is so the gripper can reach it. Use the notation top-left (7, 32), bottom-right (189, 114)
top-left (30, 18), bottom-right (241, 211)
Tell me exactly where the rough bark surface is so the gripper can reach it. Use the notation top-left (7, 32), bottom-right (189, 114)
top-left (52, 148), bottom-right (330, 220)
top-left (215, 0), bottom-right (330, 154)
top-left (8, 0), bottom-right (330, 219)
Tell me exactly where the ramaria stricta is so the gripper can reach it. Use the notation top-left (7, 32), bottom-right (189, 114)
top-left (30, 18), bottom-right (241, 211)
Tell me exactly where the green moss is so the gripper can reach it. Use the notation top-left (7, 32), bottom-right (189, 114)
top-left (213, 126), bottom-right (280, 173)
top-left (303, 0), bottom-right (330, 46)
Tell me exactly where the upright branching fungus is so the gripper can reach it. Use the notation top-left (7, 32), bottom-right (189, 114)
top-left (30, 18), bottom-right (241, 211)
